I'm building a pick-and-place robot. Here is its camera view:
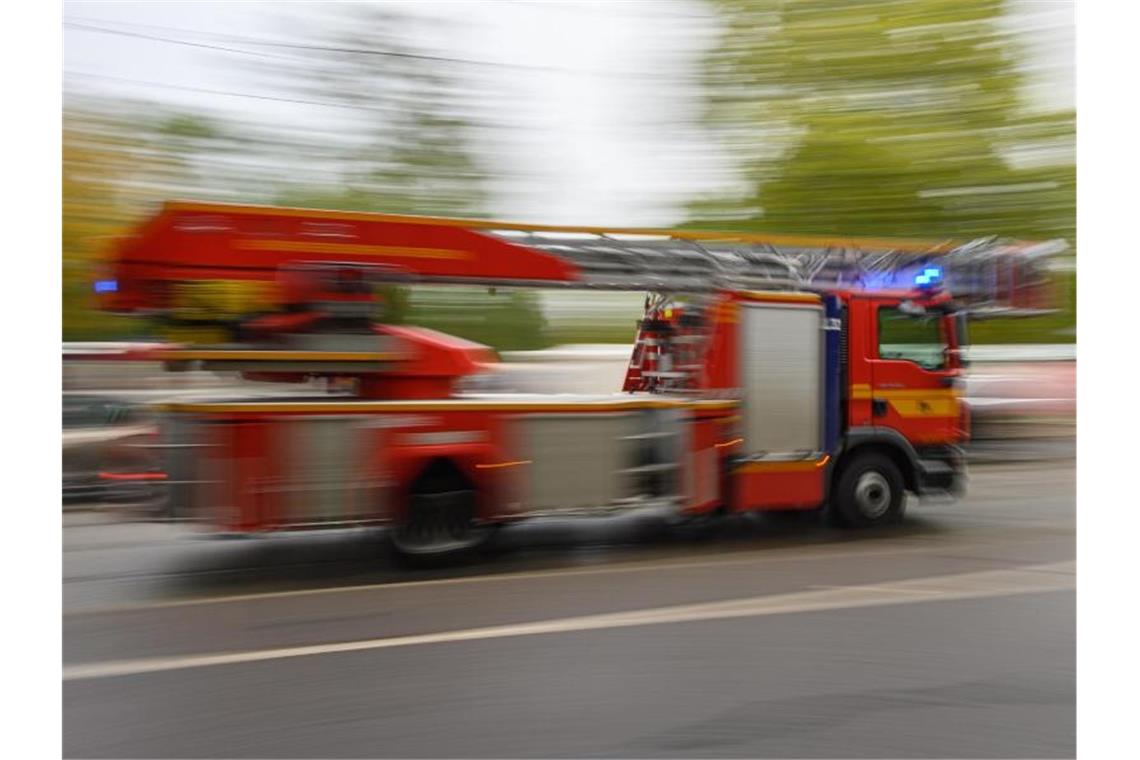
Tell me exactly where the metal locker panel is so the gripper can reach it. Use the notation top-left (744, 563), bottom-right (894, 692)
top-left (739, 303), bottom-right (823, 455)
top-left (159, 413), bottom-right (204, 520)
top-left (641, 406), bottom-right (685, 502)
top-left (281, 417), bottom-right (364, 524)
top-left (519, 413), bottom-right (638, 511)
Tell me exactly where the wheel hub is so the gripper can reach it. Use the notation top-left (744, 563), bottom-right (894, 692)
top-left (854, 471), bottom-right (891, 518)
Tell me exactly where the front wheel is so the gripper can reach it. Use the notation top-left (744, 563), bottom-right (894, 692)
top-left (830, 452), bottom-right (906, 528)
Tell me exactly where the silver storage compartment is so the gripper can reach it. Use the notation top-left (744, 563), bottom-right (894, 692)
top-left (739, 300), bottom-right (823, 455)
top-left (278, 416), bottom-right (376, 525)
top-left (511, 406), bottom-right (685, 513)
top-left (160, 413), bottom-right (209, 520)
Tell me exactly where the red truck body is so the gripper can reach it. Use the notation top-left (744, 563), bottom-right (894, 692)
top-left (93, 201), bottom-right (1058, 557)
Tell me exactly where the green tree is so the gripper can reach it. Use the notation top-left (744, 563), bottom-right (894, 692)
top-left (690, 0), bottom-right (1074, 242)
top-left (63, 109), bottom-right (155, 340)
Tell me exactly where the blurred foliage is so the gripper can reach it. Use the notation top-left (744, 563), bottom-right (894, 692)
top-left (63, 110), bottom-right (159, 340)
top-left (968, 269), bottom-right (1075, 344)
top-left (546, 321), bottom-right (642, 346)
top-left (691, 0), bottom-right (1074, 239)
top-left (374, 281), bottom-right (550, 353)
top-left (388, 287), bottom-right (548, 352)
top-left (262, 5), bottom-right (489, 218)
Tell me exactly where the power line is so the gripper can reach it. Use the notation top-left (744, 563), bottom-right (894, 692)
top-left (64, 21), bottom-right (299, 63)
top-left (64, 17), bottom-right (668, 80)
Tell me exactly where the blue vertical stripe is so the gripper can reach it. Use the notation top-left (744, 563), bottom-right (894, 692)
top-left (823, 295), bottom-right (842, 453)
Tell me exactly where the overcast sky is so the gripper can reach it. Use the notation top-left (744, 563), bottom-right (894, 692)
top-left (63, 0), bottom-right (1074, 226)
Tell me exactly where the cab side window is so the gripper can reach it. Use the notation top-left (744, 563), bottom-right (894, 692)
top-left (877, 307), bottom-right (947, 370)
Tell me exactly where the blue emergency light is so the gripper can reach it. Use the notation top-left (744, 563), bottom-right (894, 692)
top-left (914, 266), bottom-right (942, 287)
top-left (93, 279), bottom-right (118, 294)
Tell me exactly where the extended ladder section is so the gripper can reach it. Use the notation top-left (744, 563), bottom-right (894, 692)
top-left (487, 230), bottom-right (1065, 316)
top-left (101, 201), bottom-right (1066, 320)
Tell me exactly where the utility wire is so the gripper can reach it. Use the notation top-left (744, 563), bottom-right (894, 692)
top-left (64, 21), bottom-right (300, 62)
top-left (64, 18), bottom-right (668, 80)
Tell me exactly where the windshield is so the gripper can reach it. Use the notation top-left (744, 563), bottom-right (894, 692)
top-left (877, 306), bottom-right (948, 370)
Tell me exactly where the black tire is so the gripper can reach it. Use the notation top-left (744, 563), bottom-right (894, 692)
top-left (830, 452), bottom-right (906, 529)
top-left (387, 463), bottom-right (493, 566)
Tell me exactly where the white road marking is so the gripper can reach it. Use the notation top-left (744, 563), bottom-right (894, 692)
top-left (62, 535), bottom-right (1030, 619)
top-left (63, 542), bottom-right (948, 617)
top-left (64, 561), bottom-right (1074, 682)
top-left (808, 584), bottom-right (938, 595)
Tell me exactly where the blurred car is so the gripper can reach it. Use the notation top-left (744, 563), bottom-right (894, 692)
top-left (964, 361), bottom-right (1075, 441)
top-left (62, 393), bottom-right (163, 507)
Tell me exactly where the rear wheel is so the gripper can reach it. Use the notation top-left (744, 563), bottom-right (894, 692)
top-left (830, 452), bottom-right (906, 528)
top-left (388, 462), bottom-right (493, 564)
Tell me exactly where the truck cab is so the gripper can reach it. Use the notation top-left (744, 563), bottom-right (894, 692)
top-left (840, 287), bottom-right (968, 510)
top-left (623, 281), bottom-right (968, 528)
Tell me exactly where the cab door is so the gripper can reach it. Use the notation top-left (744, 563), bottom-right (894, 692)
top-left (869, 302), bottom-right (962, 446)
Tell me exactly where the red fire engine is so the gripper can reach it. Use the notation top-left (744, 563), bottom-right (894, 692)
top-left (95, 201), bottom-right (1065, 559)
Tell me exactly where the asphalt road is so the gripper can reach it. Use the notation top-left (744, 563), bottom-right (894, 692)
top-left (63, 461), bottom-right (1075, 758)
